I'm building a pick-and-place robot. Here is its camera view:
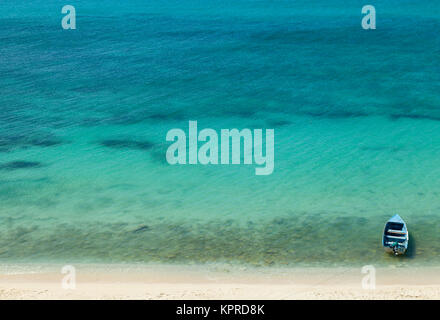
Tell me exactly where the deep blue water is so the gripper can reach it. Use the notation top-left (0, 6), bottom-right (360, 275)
top-left (0, 0), bottom-right (440, 267)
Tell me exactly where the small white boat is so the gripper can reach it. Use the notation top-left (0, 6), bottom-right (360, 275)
top-left (382, 214), bottom-right (409, 255)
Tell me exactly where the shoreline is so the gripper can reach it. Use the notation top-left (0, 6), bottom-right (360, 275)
top-left (1, 263), bottom-right (440, 299)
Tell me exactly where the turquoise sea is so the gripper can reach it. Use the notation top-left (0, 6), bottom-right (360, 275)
top-left (1, 0), bottom-right (440, 267)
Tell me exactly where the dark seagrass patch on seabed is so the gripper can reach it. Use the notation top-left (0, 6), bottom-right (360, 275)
top-left (99, 139), bottom-right (155, 151)
top-left (389, 113), bottom-right (440, 122)
top-left (301, 110), bottom-right (369, 119)
top-left (132, 225), bottom-right (151, 233)
top-left (266, 119), bottom-right (292, 127)
top-left (0, 161), bottom-right (43, 170)
top-left (147, 111), bottom-right (185, 122)
top-left (0, 134), bottom-right (64, 152)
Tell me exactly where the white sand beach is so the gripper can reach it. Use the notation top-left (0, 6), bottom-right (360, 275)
top-left (1, 264), bottom-right (439, 300)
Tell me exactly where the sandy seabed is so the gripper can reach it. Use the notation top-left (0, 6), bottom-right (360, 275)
top-left (0, 263), bottom-right (439, 300)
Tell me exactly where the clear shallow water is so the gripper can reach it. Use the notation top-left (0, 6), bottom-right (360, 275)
top-left (0, 0), bottom-right (440, 267)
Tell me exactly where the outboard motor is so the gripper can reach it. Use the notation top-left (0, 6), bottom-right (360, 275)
top-left (393, 243), bottom-right (403, 255)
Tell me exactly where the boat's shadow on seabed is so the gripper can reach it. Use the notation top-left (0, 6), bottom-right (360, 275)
top-left (405, 232), bottom-right (416, 259)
